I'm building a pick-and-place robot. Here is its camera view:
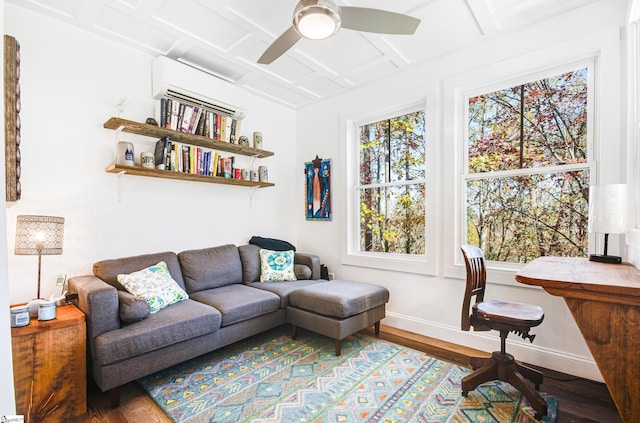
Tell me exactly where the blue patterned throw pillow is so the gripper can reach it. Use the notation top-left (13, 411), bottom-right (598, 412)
top-left (259, 249), bottom-right (297, 282)
top-left (117, 261), bottom-right (189, 313)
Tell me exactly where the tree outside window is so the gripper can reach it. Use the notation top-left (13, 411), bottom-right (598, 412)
top-left (465, 67), bottom-right (590, 263)
top-left (357, 110), bottom-right (425, 255)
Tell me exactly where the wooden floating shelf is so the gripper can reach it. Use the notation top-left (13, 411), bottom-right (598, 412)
top-left (104, 117), bottom-right (274, 158)
top-left (106, 164), bottom-right (275, 188)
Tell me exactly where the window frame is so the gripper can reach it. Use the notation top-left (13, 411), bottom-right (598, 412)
top-left (461, 63), bottom-right (595, 265)
top-left (342, 93), bottom-right (438, 276)
top-left (443, 49), bottom-right (606, 286)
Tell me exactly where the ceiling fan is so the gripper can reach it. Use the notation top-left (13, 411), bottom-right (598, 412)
top-left (258, 0), bottom-right (421, 64)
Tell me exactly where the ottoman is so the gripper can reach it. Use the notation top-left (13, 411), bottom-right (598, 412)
top-left (287, 279), bottom-right (389, 355)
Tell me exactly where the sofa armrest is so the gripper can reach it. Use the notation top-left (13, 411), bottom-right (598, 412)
top-left (294, 253), bottom-right (321, 280)
top-left (68, 275), bottom-right (120, 360)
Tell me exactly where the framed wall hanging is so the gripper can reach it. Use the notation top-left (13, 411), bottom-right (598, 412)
top-left (5, 34), bottom-right (21, 202)
top-left (305, 155), bottom-right (331, 221)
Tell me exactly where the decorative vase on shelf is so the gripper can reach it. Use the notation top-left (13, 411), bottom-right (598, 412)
top-left (116, 141), bottom-right (134, 166)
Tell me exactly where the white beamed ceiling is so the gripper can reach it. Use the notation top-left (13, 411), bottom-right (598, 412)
top-left (9, 0), bottom-right (603, 109)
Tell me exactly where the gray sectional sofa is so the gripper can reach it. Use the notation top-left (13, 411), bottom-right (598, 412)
top-left (68, 243), bottom-right (388, 407)
top-left (68, 244), bottom-right (325, 406)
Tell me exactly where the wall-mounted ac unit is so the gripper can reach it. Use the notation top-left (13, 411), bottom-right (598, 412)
top-left (152, 56), bottom-right (247, 120)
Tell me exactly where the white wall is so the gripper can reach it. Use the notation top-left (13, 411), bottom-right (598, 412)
top-left (296, 0), bottom-right (629, 381)
top-left (4, 4), bottom-right (297, 304)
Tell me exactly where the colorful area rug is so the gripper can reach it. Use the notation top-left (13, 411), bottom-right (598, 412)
top-left (139, 327), bottom-right (557, 422)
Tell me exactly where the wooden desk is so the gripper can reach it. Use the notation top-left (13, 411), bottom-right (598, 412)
top-left (11, 304), bottom-right (86, 421)
top-left (516, 257), bottom-right (640, 423)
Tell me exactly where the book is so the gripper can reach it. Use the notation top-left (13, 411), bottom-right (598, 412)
top-left (212, 151), bottom-right (220, 176)
top-left (160, 98), bottom-right (167, 128)
top-left (170, 100), bottom-right (179, 131)
top-left (153, 136), bottom-right (169, 170)
top-left (180, 105), bottom-right (194, 133)
top-left (187, 106), bottom-right (201, 134)
top-left (222, 157), bottom-right (232, 178)
top-left (229, 119), bottom-right (237, 144)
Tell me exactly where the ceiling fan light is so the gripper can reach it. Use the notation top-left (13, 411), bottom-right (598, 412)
top-left (293, 0), bottom-right (341, 40)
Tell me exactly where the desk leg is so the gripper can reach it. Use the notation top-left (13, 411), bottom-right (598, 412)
top-left (564, 298), bottom-right (640, 423)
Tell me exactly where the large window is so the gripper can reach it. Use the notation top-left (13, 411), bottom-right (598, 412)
top-left (464, 67), bottom-right (591, 263)
top-left (357, 110), bottom-right (426, 255)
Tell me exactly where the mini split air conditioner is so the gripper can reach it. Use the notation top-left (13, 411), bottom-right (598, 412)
top-left (152, 56), bottom-right (247, 120)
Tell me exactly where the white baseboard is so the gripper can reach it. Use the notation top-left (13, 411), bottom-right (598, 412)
top-left (382, 311), bottom-right (604, 383)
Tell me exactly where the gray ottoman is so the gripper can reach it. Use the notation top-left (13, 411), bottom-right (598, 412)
top-left (287, 279), bottom-right (389, 355)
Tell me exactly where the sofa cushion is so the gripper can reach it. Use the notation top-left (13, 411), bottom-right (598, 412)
top-left (117, 290), bottom-right (150, 324)
top-left (93, 251), bottom-right (185, 291)
top-left (178, 244), bottom-right (243, 293)
top-left (117, 261), bottom-right (189, 313)
top-left (294, 264), bottom-right (312, 280)
top-left (238, 244), bottom-right (261, 283)
top-left (248, 280), bottom-right (329, 308)
top-left (189, 284), bottom-right (280, 326)
top-left (260, 249), bottom-right (296, 282)
top-left (289, 280), bottom-right (390, 318)
top-left (94, 299), bottom-right (221, 366)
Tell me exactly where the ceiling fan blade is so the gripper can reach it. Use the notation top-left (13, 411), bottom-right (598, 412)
top-left (258, 26), bottom-right (302, 64)
top-left (339, 7), bottom-right (421, 35)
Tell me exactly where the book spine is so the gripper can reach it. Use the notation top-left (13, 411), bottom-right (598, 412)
top-left (220, 116), bottom-right (228, 142)
top-left (180, 105), bottom-right (194, 133)
top-left (229, 119), bottom-right (237, 144)
top-left (160, 98), bottom-right (167, 128)
top-left (170, 100), bottom-right (179, 131)
top-left (154, 136), bottom-right (169, 170)
top-left (212, 152), bottom-right (220, 176)
top-left (215, 114), bottom-right (221, 140)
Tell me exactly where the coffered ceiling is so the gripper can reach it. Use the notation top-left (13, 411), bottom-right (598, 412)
top-left (8, 0), bottom-right (604, 109)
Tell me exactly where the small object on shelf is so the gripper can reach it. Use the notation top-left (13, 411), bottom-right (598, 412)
top-left (259, 165), bottom-right (268, 182)
top-left (253, 131), bottom-right (263, 149)
top-left (38, 300), bottom-right (56, 321)
top-left (140, 151), bottom-right (155, 169)
top-left (251, 169), bottom-right (259, 182)
top-left (239, 135), bottom-right (250, 146)
top-left (10, 305), bottom-right (29, 327)
top-left (145, 117), bottom-right (159, 126)
top-left (242, 168), bottom-right (250, 180)
top-left (116, 141), bottom-right (134, 166)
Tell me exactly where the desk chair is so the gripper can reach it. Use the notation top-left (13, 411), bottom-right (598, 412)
top-left (460, 245), bottom-right (548, 419)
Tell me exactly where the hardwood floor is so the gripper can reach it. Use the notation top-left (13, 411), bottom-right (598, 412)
top-left (71, 325), bottom-right (622, 423)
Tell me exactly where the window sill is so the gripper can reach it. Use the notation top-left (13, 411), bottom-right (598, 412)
top-left (342, 252), bottom-right (436, 276)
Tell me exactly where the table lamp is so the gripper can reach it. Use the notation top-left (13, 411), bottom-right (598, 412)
top-left (588, 184), bottom-right (627, 264)
top-left (15, 215), bottom-right (65, 313)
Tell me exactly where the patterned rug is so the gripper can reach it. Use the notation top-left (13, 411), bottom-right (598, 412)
top-left (139, 327), bottom-right (557, 422)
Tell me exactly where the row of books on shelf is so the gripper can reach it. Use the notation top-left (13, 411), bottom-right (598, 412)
top-left (153, 136), bottom-right (237, 178)
top-left (159, 97), bottom-right (241, 143)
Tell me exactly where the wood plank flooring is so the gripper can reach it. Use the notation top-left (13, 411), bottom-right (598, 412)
top-left (71, 325), bottom-right (622, 423)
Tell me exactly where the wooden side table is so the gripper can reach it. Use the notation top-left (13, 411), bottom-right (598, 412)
top-left (11, 304), bottom-right (86, 421)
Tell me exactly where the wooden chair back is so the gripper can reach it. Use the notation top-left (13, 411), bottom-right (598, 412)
top-left (460, 244), bottom-right (487, 331)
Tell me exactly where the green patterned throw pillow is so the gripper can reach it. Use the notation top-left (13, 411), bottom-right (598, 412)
top-left (117, 261), bottom-right (189, 313)
top-left (259, 249), bottom-right (297, 282)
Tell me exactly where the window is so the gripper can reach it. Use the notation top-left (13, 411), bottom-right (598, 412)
top-left (464, 67), bottom-right (591, 263)
top-left (356, 110), bottom-right (426, 255)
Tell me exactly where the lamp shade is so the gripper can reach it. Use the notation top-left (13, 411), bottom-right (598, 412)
top-left (588, 184), bottom-right (628, 234)
top-left (15, 215), bottom-right (65, 255)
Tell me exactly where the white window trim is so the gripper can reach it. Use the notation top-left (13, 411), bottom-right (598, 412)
top-left (341, 86), bottom-right (438, 276)
top-left (443, 31), bottom-right (621, 286)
